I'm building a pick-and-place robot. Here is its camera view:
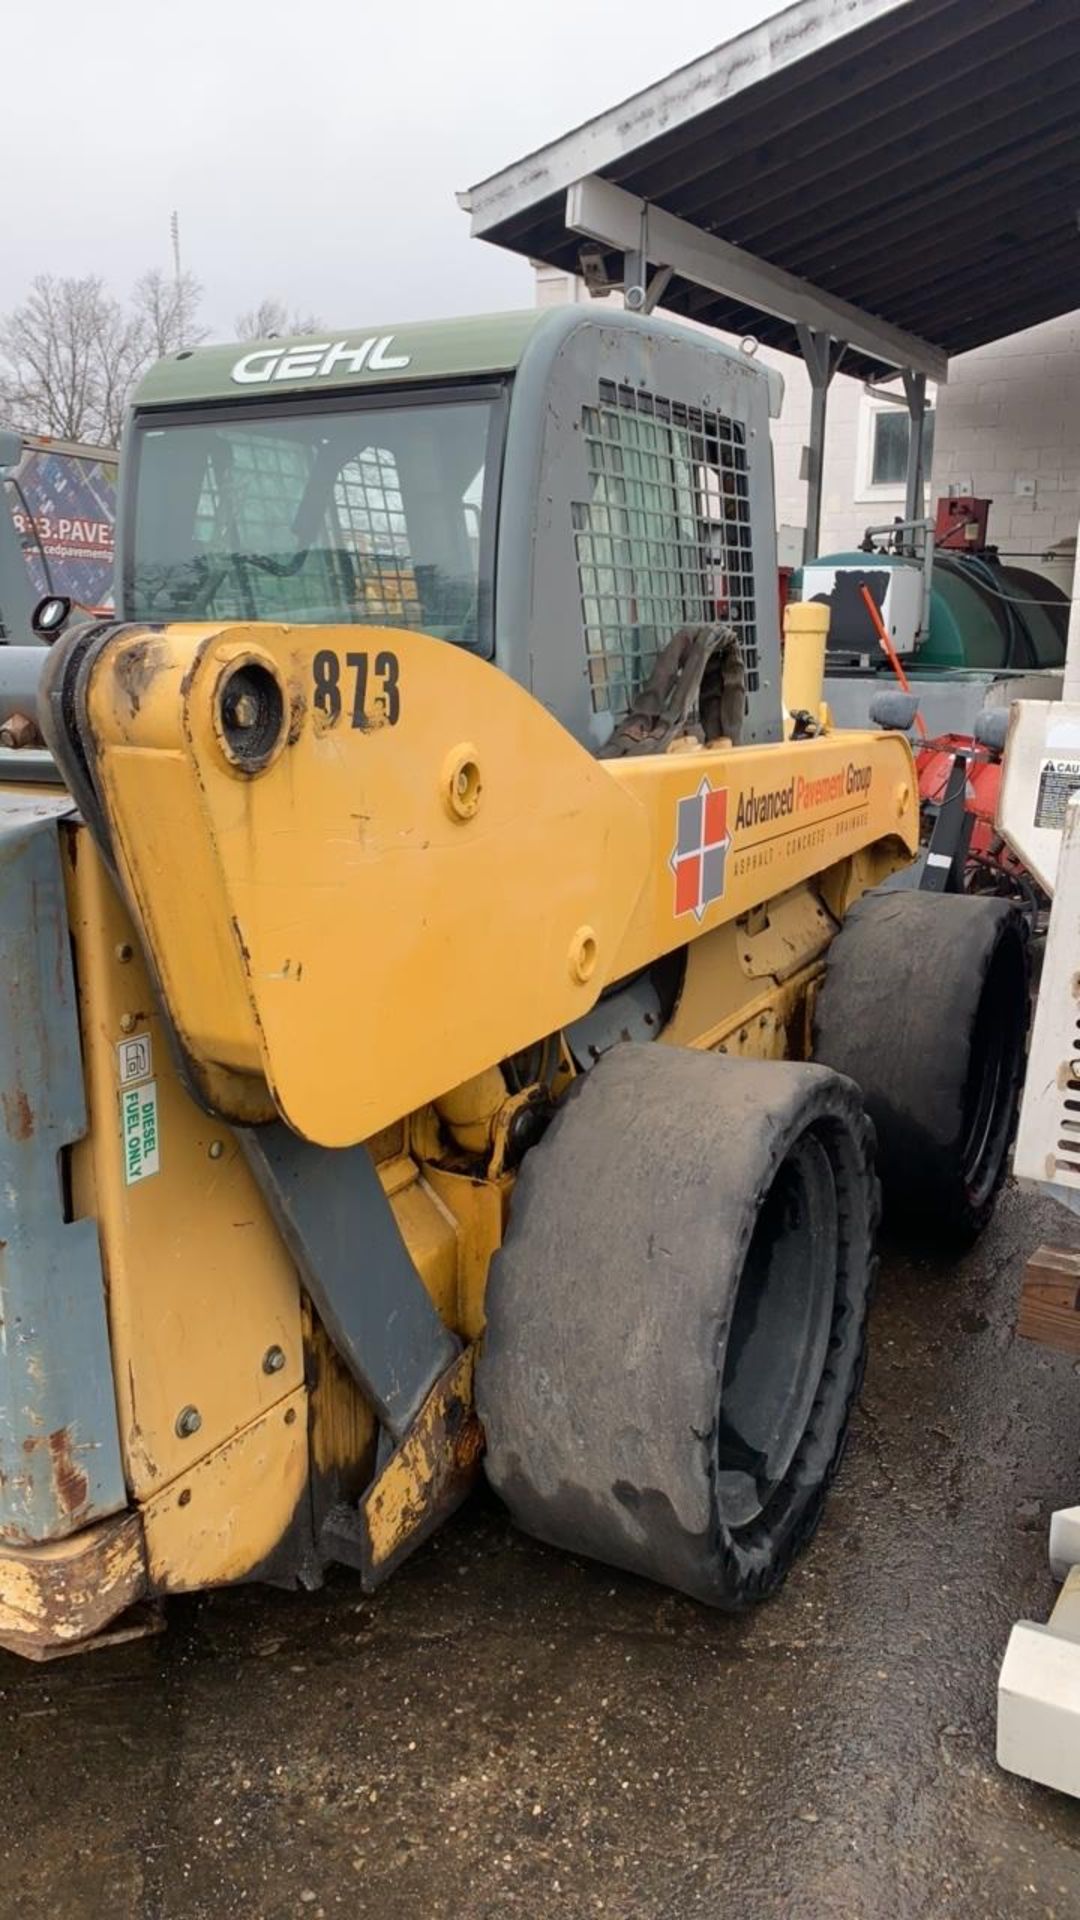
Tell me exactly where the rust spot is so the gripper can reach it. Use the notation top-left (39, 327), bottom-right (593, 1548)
top-left (0, 711), bottom-right (43, 750)
top-left (453, 1410), bottom-right (484, 1474)
top-left (286, 682), bottom-right (307, 745)
top-left (231, 915), bottom-right (253, 971)
top-left (112, 638), bottom-right (161, 718)
top-left (47, 1428), bottom-right (90, 1517)
top-left (2, 1087), bottom-right (34, 1141)
top-left (179, 632), bottom-right (218, 706)
top-left (18, 1429), bottom-right (89, 1517)
top-left (126, 1360), bottom-right (159, 1483)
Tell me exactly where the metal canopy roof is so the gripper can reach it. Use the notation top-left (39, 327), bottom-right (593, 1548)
top-left (463, 0), bottom-right (1080, 382)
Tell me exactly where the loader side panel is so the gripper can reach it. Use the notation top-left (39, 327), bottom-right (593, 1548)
top-left (62, 830), bottom-right (307, 1502)
top-left (0, 795), bottom-right (126, 1542)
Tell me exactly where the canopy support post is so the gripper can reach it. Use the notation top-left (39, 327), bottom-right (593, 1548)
top-left (797, 325), bottom-right (845, 563)
top-left (902, 369), bottom-right (929, 528)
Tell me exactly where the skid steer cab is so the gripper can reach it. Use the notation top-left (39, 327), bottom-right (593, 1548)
top-left (0, 308), bottom-right (1028, 1657)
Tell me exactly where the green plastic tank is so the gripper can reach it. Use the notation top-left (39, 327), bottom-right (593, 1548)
top-left (792, 549), bottom-right (1067, 673)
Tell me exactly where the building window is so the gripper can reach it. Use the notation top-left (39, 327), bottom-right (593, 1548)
top-left (573, 381), bottom-right (758, 719)
top-left (870, 405), bottom-right (936, 487)
top-left (856, 389), bottom-right (936, 502)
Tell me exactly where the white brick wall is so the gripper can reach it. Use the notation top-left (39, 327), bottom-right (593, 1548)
top-left (754, 347), bottom-right (864, 556)
top-left (768, 313), bottom-right (1080, 567)
top-left (933, 313), bottom-right (1080, 562)
top-left (532, 269), bottom-right (1080, 571)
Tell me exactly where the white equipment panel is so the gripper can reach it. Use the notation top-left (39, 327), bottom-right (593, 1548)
top-left (800, 560), bottom-right (923, 657)
top-left (999, 700), bottom-right (1080, 896)
top-left (1013, 791), bottom-right (1080, 1194)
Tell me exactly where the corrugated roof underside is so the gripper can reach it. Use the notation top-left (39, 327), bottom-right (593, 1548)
top-left (476, 0), bottom-right (1080, 379)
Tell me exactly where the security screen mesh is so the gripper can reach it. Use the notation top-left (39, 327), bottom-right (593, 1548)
top-left (573, 380), bottom-right (758, 718)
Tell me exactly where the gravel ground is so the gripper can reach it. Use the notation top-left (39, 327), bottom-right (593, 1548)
top-left (4, 1182), bottom-right (1080, 1919)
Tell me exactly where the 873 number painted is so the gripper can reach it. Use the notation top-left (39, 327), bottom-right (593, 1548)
top-left (312, 649), bottom-right (401, 728)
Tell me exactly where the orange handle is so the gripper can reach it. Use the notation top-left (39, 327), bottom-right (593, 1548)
top-left (859, 584), bottom-right (927, 737)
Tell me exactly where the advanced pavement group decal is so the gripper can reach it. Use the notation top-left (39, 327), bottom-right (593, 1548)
top-left (671, 759), bottom-right (875, 916)
top-left (670, 779), bottom-right (732, 920)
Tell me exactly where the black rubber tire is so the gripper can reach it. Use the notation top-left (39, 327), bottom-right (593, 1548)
top-left (478, 1044), bottom-right (878, 1610)
top-left (813, 889), bottom-right (1028, 1245)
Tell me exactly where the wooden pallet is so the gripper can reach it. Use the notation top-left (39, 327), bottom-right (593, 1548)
top-left (1018, 1245), bottom-right (1080, 1356)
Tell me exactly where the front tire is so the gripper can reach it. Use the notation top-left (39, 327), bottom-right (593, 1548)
top-left (478, 1044), bottom-right (878, 1610)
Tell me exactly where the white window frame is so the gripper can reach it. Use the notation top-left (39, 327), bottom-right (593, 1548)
top-left (854, 383), bottom-right (937, 506)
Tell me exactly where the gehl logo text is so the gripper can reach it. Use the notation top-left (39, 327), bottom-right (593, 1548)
top-left (231, 336), bottom-right (412, 385)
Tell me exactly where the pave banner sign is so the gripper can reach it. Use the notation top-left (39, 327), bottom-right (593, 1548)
top-left (8, 442), bottom-right (118, 612)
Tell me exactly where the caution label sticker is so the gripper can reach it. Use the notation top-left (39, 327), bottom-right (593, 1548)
top-left (121, 1080), bottom-right (160, 1185)
top-left (1035, 757), bottom-right (1080, 829)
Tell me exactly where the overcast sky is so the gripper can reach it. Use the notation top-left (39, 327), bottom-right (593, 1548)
top-left (5, 0), bottom-right (778, 340)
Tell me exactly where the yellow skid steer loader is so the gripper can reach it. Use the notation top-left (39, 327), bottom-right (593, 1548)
top-left (0, 309), bottom-right (1027, 1655)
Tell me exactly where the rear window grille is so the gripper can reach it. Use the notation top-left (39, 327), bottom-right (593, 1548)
top-left (192, 432), bottom-right (341, 618)
top-left (573, 379), bottom-right (758, 720)
top-left (333, 448), bottom-right (423, 628)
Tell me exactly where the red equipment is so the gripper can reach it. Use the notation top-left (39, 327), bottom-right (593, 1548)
top-left (916, 731), bottom-right (1039, 914)
top-left (934, 495), bottom-right (992, 552)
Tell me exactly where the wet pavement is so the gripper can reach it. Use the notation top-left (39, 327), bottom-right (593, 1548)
top-left (5, 1182), bottom-right (1080, 1920)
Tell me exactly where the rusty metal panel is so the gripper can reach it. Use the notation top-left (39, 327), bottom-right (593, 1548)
top-left (0, 792), bottom-right (126, 1541)
top-left (0, 1511), bottom-right (146, 1659)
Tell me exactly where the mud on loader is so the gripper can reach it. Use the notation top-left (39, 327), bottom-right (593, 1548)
top-left (0, 309), bottom-right (1029, 1657)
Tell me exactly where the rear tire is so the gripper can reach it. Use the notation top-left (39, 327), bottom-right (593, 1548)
top-left (813, 890), bottom-right (1028, 1244)
top-left (478, 1044), bottom-right (878, 1610)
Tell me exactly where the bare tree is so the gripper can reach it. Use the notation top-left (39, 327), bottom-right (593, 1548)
top-left (94, 298), bottom-right (153, 446)
top-left (0, 275), bottom-right (139, 443)
top-left (0, 267), bottom-right (210, 447)
top-left (235, 298), bottom-right (323, 341)
top-left (132, 267), bottom-right (208, 359)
